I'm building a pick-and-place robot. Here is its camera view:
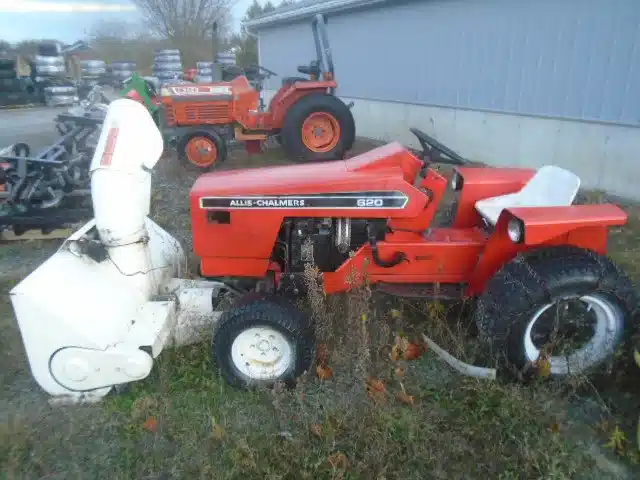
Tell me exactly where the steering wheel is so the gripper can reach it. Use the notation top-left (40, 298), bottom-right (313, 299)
top-left (409, 127), bottom-right (468, 166)
top-left (144, 79), bottom-right (158, 98)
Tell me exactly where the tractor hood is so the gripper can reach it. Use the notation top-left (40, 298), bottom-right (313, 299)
top-left (190, 142), bottom-right (425, 201)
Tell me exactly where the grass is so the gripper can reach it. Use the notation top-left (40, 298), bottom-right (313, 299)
top-left (2, 142), bottom-right (640, 479)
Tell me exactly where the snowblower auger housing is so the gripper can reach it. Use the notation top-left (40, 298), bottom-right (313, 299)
top-left (9, 99), bottom-right (638, 403)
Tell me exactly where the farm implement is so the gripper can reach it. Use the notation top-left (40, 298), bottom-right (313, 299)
top-left (122, 14), bottom-right (355, 170)
top-left (9, 98), bottom-right (638, 403)
top-left (0, 114), bottom-right (101, 236)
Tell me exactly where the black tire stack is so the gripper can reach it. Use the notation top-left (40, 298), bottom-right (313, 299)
top-left (0, 57), bottom-right (17, 80)
top-left (108, 61), bottom-right (136, 86)
top-left (153, 49), bottom-right (183, 83)
top-left (215, 51), bottom-right (237, 67)
top-left (0, 58), bottom-right (22, 107)
top-left (80, 59), bottom-right (106, 85)
top-left (35, 43), bottom-right (79, 106)
top-left (195, 61), bottom-right (213, 83)
top-left (43, 85), bottom-right (78, 106)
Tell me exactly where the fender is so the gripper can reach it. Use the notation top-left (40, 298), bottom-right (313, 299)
top-left (466, 204), bottom-right (628, 295)
top-left (268, 81), bottom-right (338, 128)
top-left (508, 204), bottom-right (627, 248)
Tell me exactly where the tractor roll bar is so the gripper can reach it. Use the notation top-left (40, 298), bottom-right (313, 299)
top-left (312, 14), bottom-right (335, 81)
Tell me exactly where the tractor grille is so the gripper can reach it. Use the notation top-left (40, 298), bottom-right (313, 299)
top-left (179, 102), bottom-right (231, 124)
top-left (164, 107), bottom-right (176, 125)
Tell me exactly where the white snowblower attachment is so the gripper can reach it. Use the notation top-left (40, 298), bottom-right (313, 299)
top-left (10, 99), bottom-right (224, 404)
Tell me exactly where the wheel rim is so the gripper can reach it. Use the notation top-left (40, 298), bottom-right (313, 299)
top-left (185, 136), bottom-right (218, 167)
top-left (523, 294), bottom-right (624, 376)
top-left (230, 326), bottom-right (294, 381)
top-left (301, 112), bottom-right (341, 153)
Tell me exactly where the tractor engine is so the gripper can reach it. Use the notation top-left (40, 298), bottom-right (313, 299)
top-left (277, 217), bottom-right (387, 274)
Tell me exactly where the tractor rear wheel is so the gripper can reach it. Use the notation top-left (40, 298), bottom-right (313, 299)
top-left (280, 93), bottom-right (355, 162)
top-left (212, 299), bottom-right (315, 389)
top-left (474, 246), bottom-right (638, 380)
top-left (177, 129), bottom-right (227, 171)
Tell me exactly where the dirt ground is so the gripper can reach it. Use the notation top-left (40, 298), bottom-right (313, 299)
top-left (1, 139), bottom-right (640, 479)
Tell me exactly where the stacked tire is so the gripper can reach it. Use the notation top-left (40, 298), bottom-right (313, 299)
top-left (108, 61), bottom-right (136, 83)
top-left (34, 55), bottom-right (66, 77)
top-left (81, 59), bottom-right (107, 84)
top-left (43, 84), bottom-right (78, 106)
top-left (195, 61), bottom-right (213, 83)
top-left (215, 51), bottom-right (237, 67)
top-left (0, 58), bottom-right (17, 80)
top-left (34, 44), bottom-right (79, 106)
top-left (153, 49), bottom-right (183, 83)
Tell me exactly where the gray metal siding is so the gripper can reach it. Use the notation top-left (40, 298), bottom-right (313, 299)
top-left (259, 0), bottom-right (640, 126)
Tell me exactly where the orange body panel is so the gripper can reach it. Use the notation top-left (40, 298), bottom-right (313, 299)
top-left (452, 166), bottom-right (536, 228)
top-left (160, 76), bottom-right (335, 132)
top-left (189, 144), bottom-right (628, 296)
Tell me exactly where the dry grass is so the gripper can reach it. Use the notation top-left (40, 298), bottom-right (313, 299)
top-left (2, 141), bottom-right (640, 479)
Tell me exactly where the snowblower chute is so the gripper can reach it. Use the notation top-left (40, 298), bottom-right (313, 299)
top-left (10, 99), bottom-right (226, 402)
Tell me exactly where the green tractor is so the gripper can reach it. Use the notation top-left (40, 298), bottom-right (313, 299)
top-left (120, 73), bottom-right (160, 119)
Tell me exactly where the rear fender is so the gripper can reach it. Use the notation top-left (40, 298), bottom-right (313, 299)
top-left (467, 204), bottom-right (628, 295)
top-left (452, 166), bottom-right (536, 228)
top-left (268, 81), bottom-right (338, 128)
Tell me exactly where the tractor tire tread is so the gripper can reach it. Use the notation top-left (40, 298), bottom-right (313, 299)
top-left (212, 299), bottom-right (315, 390)
top-left (474, 245), bottom-right (638, 376)
top-left (177, 128), bottom-right (227, 171)
top-left (280, 92), bottom-right (355, 163)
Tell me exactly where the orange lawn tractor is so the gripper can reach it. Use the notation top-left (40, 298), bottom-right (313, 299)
top-left (157, 14), bottom-right (355, 170)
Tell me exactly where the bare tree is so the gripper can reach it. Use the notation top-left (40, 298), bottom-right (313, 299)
top-left (131, 0), bottom-right (237, 40)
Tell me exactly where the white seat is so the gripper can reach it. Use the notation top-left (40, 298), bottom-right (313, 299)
top-left (475, 165), bottom-right (581, 226)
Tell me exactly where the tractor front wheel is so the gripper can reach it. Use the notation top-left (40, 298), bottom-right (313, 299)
top-left (474, 246), bottom-right (638, 380)
top-left (177, 130), bottom-right (227, 171)
top-left (280, 93), bottom-right (355, 162)
top-left (212, 299), bottom-right (315, 389)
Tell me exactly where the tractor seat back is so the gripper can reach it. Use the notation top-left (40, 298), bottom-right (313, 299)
top-left (297, 60), bottom-right (321, 77)
top-left (475, 165), bottom-right (581, 226)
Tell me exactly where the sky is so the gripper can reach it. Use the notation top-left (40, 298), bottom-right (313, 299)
top-left (0, 0), bottom-right (263, 43)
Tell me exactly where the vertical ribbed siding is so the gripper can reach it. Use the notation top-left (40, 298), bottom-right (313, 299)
top-left (259, 0), bottom-right (640, 126)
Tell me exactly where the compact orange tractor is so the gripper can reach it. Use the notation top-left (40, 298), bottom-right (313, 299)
top-left (157, 14), bottom-right (355, 170)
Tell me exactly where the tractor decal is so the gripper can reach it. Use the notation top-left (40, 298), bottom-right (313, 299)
top-left (199, 191), bottom-right (409, 210)
top-left (100, 127), bottom-right (120, 167)
top-left (168, 85), bottom-right (233, 96)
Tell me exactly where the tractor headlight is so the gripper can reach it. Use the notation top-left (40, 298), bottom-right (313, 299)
top-left (451, 172), bottom-right (463, 191)
top-left (507, 218), bottom-right (524, 243)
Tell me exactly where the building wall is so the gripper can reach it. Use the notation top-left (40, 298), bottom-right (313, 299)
top-left (260, 0), bottom-right (640, 126)
top-left (258, 0), bottom-right (640, 199)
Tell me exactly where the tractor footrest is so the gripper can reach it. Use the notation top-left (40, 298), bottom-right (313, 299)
top-left (376, 282), bottom-right (466, 300)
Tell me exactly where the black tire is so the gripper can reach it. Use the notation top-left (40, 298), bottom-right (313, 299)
top-left (176, 129), bottom-right (227, 171)
top-left (0, 58), bottom-right (16, 70)
top-left (474, 246), bottom-right (638, 379)
top-left (280, 93), bottom-right (355, 163)
top-left (212, 299), bottom-right (315, 389)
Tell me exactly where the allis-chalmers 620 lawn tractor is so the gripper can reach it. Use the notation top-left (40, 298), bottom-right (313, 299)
top-left (9, 99), bottom-right (638, 403)
top-left (153, 14), bottom-right (354, 170)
